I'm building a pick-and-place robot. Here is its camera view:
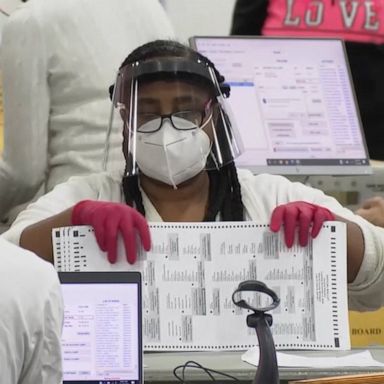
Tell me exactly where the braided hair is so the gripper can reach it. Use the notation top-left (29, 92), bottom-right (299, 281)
top-left (117, 40), bottom-right (244, 221)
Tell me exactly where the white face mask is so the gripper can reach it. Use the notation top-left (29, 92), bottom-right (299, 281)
top-left (136, 116), bottom-right (212, 188)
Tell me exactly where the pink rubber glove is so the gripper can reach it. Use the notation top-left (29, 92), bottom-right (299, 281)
top-left (71, 200), bottom-right (151, 264)
top-left (270, 201), bottom-right (335, 248)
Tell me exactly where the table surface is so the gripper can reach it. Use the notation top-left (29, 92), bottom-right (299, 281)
top-left (143, 348), bottom-right (384, 382)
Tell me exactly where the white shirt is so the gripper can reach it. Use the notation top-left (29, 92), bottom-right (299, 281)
top-left (0, 238), bottom-right (63, 384)
top-left (4, 168), bottom-right (384, 312)
top-left (0, 0), bottom-right (175, 218)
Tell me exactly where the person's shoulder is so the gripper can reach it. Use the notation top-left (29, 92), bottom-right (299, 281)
top-left (3, 3), bottom-right (34, 27)
top-left (8, 0), bottom-right (74, 25)
top-left (0, 237), bottom-right (55, 271)
top-left (0, 239), bottom-right (62, 362)
top-left (236, 168), bottom-right (292, 186)
top-left (55, 171), bottom-right (123, 202)
top-left (236, 168), bottom-right (300, 201)
top-left (0, 238), bottom-right (58, 287)
top-left (67, 171), bottom-right (121, 182)
top-left (2, 0), bottom-right (51, 40)
top-left (65, 171), bottom-right (122, 189)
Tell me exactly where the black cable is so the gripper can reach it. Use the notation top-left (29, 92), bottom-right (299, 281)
top-left (173, 361), bottom-right (215, 383)
top-left (183, 361), bottom-right (216, 382)
top-left (173, 360), bottom-right (240, 383)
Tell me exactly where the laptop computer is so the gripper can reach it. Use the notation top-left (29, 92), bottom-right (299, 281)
top-left (58, 271), bottom-right (143, 384)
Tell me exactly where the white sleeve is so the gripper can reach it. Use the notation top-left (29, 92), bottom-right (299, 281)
top-left (281, 178), bottom-right (384, 312)
top-left (0, 239), bottom-right (64, 384)
top-left (1, 174), bottom-right (101, 245)
top-left (241, 171), bottom-right (384, 311)
top-left (42, 273), bottom-right (64, 384)
top-left (20, 268), bottom-right (64, 384)
top-left (1, 173), bottom-right (120, 245)
top-left (138, 0), bottom-right (175, 39)
top-left (0, 8), bottom-right (50, 218)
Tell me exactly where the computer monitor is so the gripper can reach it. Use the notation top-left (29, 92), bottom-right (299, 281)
top-left (190, 36), bottom-right (371, 175)
top-left (59, 271), bottom-right (143, 384)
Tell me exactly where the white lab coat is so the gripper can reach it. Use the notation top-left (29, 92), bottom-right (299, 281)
top-left (3, 168), bottom-right (384, 312)
top-left (0, 238), bottom-right (63, 384)
top-left (0, 0), bottom-right (175, 218)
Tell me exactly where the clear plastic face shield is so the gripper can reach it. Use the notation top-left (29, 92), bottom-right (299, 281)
top-left (105, 57), bottom-right (243, 188)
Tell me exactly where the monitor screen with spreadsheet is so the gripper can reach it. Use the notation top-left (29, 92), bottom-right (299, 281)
top-left (190, 37), bottom-right (371, 175)
top-left (59, 271), bottom-right (142, 384)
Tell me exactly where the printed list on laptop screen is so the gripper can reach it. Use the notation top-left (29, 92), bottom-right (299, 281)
top-left (61, 283), bottom-right (140, 383)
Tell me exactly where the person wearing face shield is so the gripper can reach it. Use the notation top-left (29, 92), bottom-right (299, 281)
top-left (4, 40), bottom-right (384, 312)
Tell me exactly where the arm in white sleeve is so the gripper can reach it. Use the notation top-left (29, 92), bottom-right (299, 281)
top-left (0, 239), bottom-right (63, 384)
top-left (1, 172), bottom-right (121, 245)
top-left (286, 179), bottom-right (384, 311)
top-left (19, 265), bottom-right (64, 384)
top-left (241, 172), bottom-right (384, 312)
top-left (0, 7), bottom-right (49, 219)
top-left (41, 279), bottom-right (64, 384)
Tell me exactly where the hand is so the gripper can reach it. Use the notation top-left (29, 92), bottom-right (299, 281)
top-left (270, 201), bottom-right (335, 248)
top-left (356, 196), bottom-right (384, 228)
top-left (71, 200), bottom-right (151, 264)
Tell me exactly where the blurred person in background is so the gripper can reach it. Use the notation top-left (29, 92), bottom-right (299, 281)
top-left (0, 0), bottom-right (174, 223)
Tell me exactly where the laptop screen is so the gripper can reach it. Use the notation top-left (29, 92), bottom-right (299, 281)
top-left (190, 36), bottom-right (371, 175)
top-left (59, 272), bottom-right (142, 384)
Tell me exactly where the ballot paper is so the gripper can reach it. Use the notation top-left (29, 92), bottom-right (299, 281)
top-left (242, 348), bottom-right (384, 368)
top-left (53, 221), bottom-right (350, 351)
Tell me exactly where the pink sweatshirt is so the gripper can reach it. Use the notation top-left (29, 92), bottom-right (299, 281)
top-left (262, 0), bottom-right (384, 44)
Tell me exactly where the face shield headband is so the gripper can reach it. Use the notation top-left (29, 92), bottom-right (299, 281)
top-left (104, 57), bottom-right (244, 186)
